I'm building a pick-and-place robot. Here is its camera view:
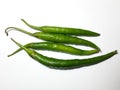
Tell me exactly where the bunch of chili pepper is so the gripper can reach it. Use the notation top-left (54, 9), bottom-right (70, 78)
top-left (5, 19), bottom-right (117, 70)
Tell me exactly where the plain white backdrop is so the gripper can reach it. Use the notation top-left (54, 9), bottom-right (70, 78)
top-left (0, 0), bottom-right (120, 90)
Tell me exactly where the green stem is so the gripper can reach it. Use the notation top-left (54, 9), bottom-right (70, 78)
top-left (8, 48), bottom-right (22, 57)
top-left (10, 38), bottom-right (33, 55)
top-left (21, 19), bottom-right (40, 30)
top-left (5, 27), bottom-right (34, 37)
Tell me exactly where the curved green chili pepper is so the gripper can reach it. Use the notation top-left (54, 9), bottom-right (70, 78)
top-left (21, 19), bottom-right (100, 37)
top-left (11, 38), bottom-right (117, 70)
top-left (5, 27), bottom-right (100, 51)
top-left (8, 42), bottom-right (99, 57)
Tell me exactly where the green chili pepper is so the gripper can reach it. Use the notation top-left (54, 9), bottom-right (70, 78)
top-left (21, 19), bottom-right (100, 37)
top-left (8, 42), bottom-right (99, 57)
top-left (11, 38), bottom-right (117, 70)
top-left (5, 27), bottom-right (100, 51)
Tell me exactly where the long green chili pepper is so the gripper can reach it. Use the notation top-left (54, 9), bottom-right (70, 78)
top-left (5, 27), bottom-right (100, 51)
top-left (8, 42), bottom-right (99, 57)
top-left (11, 38), bottom-right (117, 70)
top-left (21, 19), bottom-right (100, 37)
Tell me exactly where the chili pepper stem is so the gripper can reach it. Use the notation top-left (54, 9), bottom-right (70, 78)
top-left (10, 38), bottom-right (34, 55)
top-left (8, 48), bottom-right (22, 57)
top-left (21, 19), bottom-right (40, 30)
top-left (5, 27), bottom-right (34, 37)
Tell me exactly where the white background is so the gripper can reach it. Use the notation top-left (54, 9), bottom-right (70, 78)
top-left (0, 0), bottom-right (120, 90)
